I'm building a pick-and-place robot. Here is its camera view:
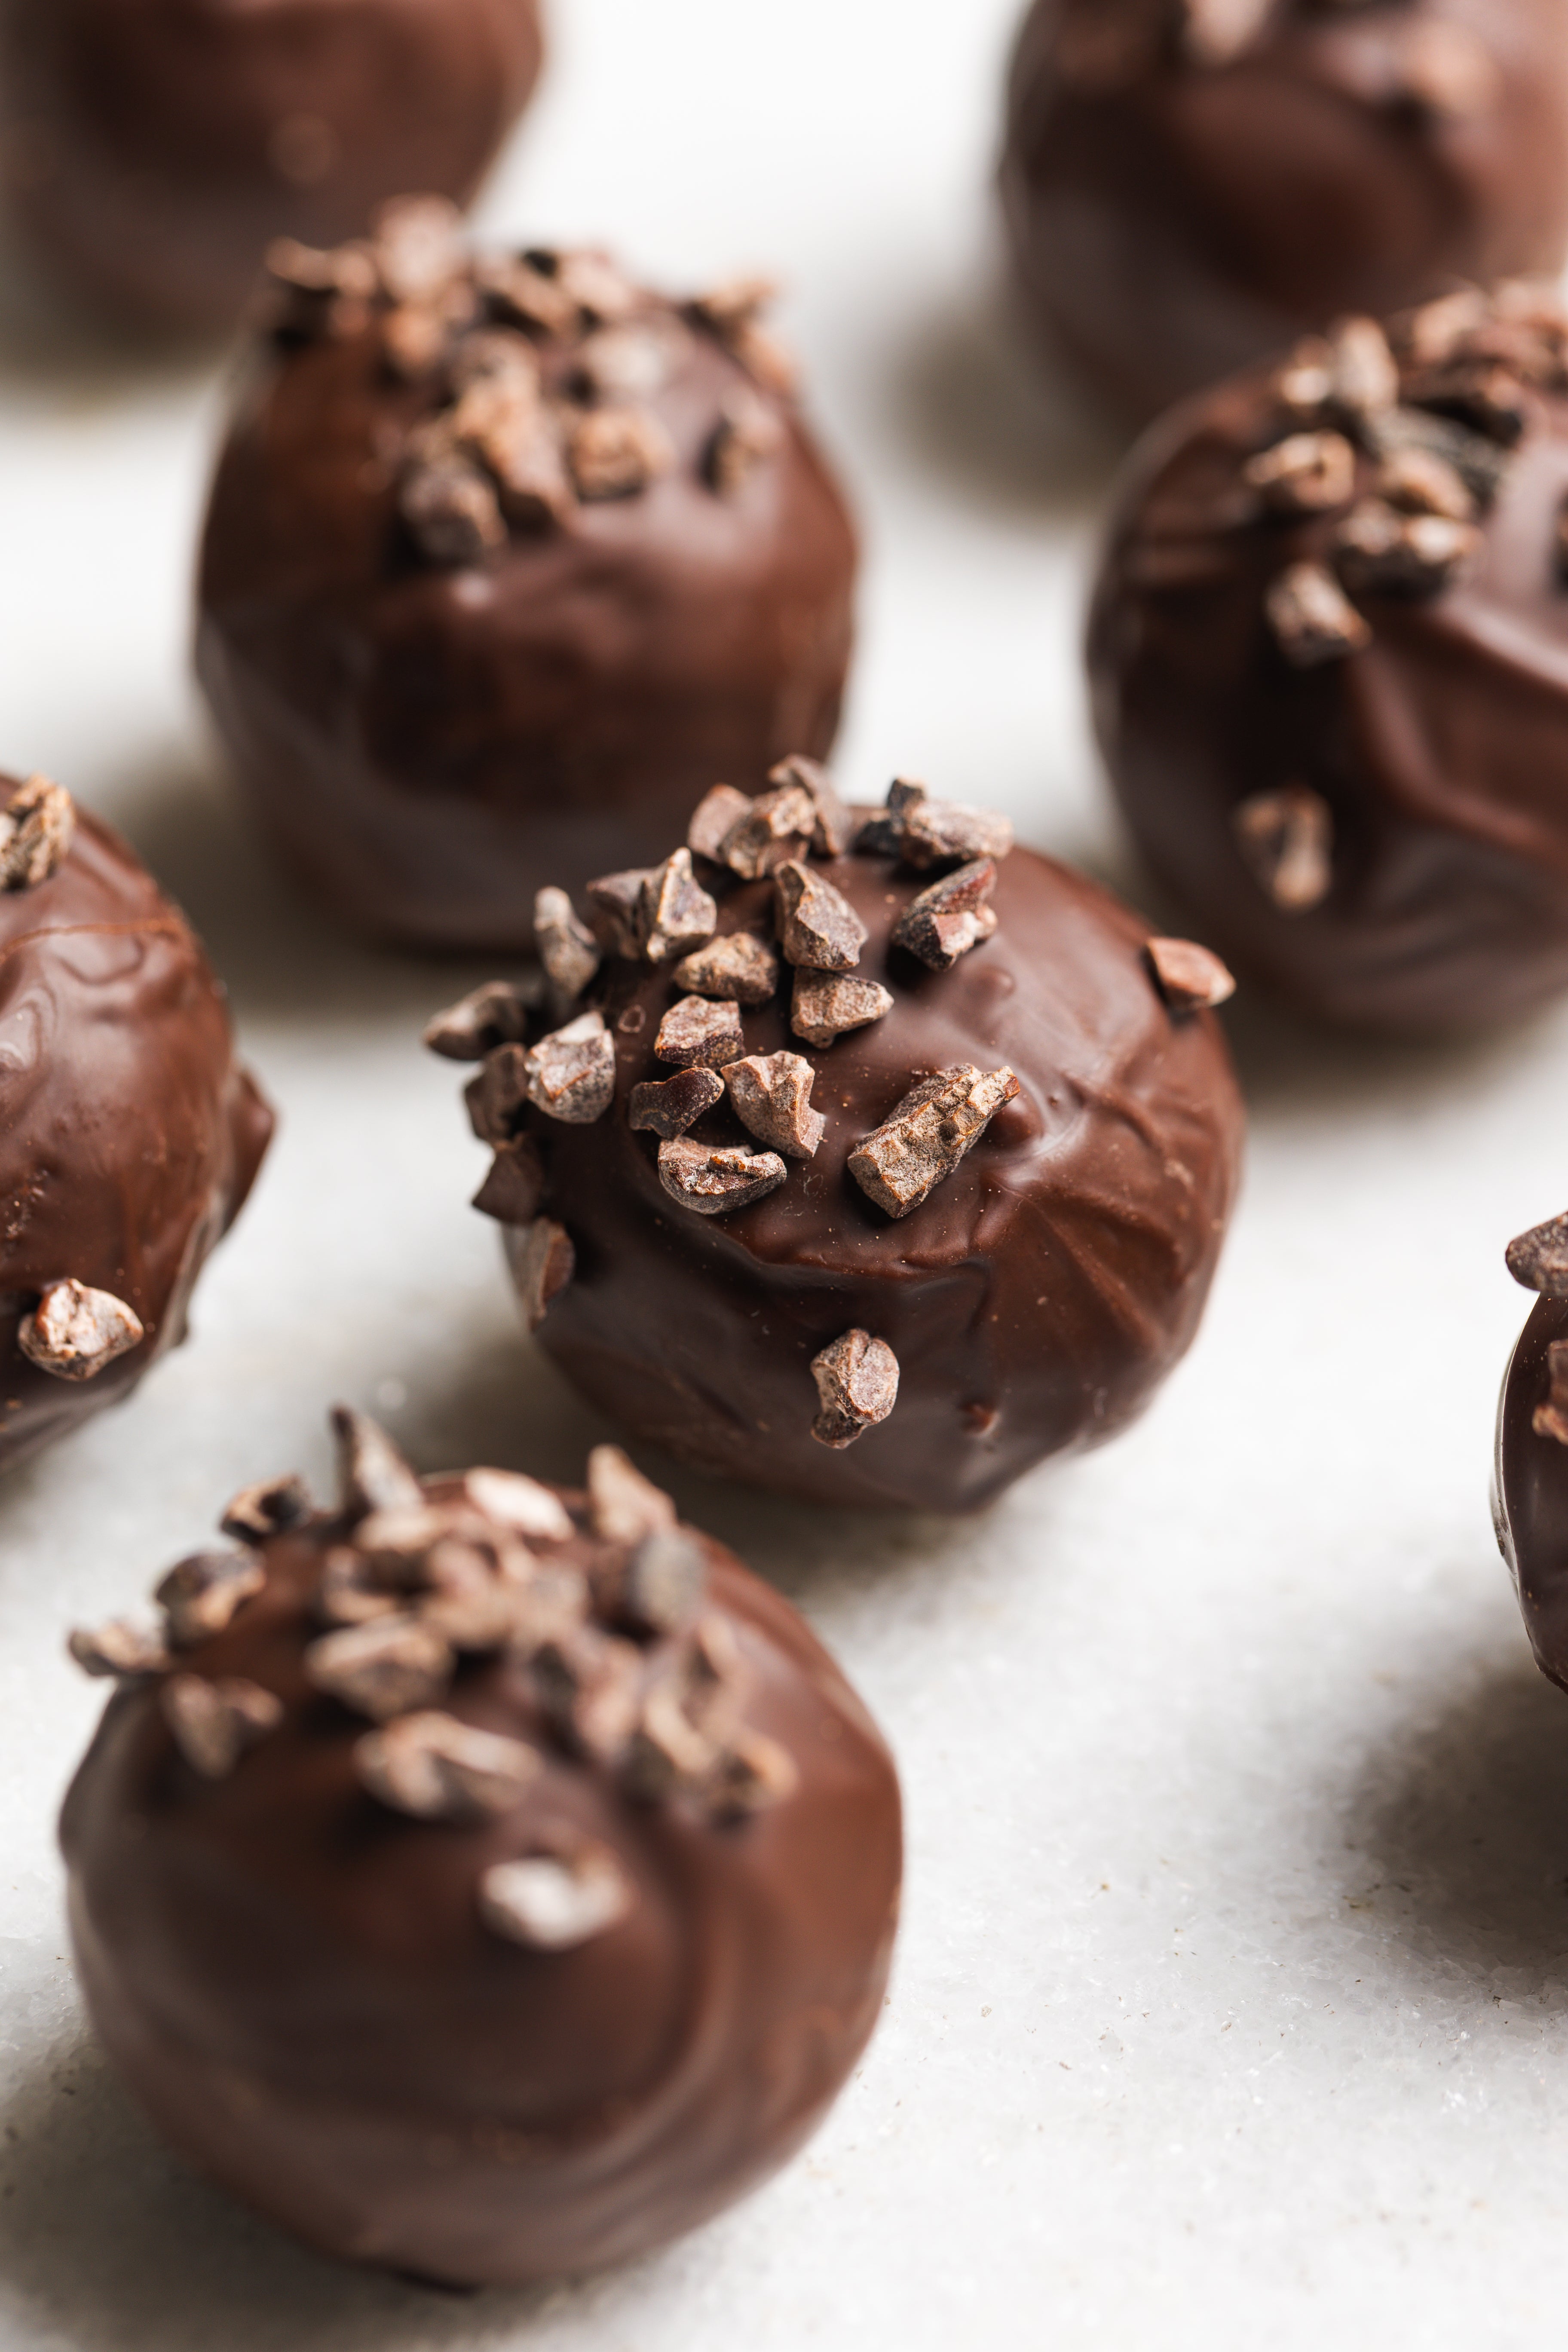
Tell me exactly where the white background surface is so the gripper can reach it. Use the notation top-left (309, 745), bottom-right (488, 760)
top-left (1, 2), bottom-right (1568, 2344)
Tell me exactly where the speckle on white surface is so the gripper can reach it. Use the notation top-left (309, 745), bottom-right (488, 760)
top-left (0, 0), bottom-right (1564, 2344)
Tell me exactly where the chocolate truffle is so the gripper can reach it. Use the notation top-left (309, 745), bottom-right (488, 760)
top-left (1491, 1210), bottom-right (1568, 1686)
top-left (1000, 0), bottom-right (1568, 425)
top-left (196, 213), bottom-right (858, 952)
top-left (427, 766), bottom-right (1245, 1514)
top-left (0, 0), bottom-right (544, 334)
top-left (1088, 286), bottom-right (1568, 1032)
top-left (61, 1410), bottom-right (901, 2286)
top-left (0, 771), bottom-right (270, 1471)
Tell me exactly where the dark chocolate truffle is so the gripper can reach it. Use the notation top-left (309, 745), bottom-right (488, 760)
top-left (1000, 0), bottom-right (1568, 425)
top-left (0, 0), bottom-right (544, 334)
top-left (61, 1411), bottom-right (902, 2286)
top-left (1088, 287), bottom-right (1568, 1032)
top-left (196, 216), bottom-right (858, 952)
top-left (428, 768), bottom-right (1245, 1514)
top-left (1492, 1210), bottom-right (1568, 1686)
top-left (0, 771), bottom-right (270, 1470)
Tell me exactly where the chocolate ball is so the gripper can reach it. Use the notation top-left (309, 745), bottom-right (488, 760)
top-left (0, 0), bottom-right (544, 334)
top-left (1492, 1209), bottom-right (1568, 1685)
top-left (429, 771), bottom-right (1245, 1514)
top-left (61, 1412), bottom-right (902, 2286)
top-left (196, 218), bottom-right (858, 952)
top-left (1000, 0), bottom-right (1568, 425)
top-left (1089, 288), bottom-right (1568, 1032)
top-left (0, 772), bottom-right (270, 1471)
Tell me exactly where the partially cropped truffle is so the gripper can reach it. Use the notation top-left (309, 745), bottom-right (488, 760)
top-left (196, 210), bottom-right (858, 951)
top-left (0, 771), bottom-right (270, 1470)
top-left (1000, 0), bottom-right (1568, 424)
top-left (1089, 286), bottom-right (1568, 1032)
top-left (0, 0), bottom-right (544, 334)
top-left (61, 1410), bottom-right (901, 2286)
top-left (1491, 1209), bottom-right (1568, 1687)
top-left (426, 764), bottom-right (1245, 1514)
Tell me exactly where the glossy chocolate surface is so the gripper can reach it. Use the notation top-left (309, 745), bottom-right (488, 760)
top-left (1001, 0), bottom-right (1568, 424)
top-left (1494, 1293), bottom-right (1568, 1687)
top-left (1089, 297), bottom-right (1568, 1032)
top-left (197, 245), bottom-right (857, 952)
top-left (504, 845), bottom-right (1243, 1514)
top-left (60, 1479), bottom-right (901, 2285)
top-left (0, 0), bottom-right (543, 333)
top-left (0, 783), bottom-right (270, 1469)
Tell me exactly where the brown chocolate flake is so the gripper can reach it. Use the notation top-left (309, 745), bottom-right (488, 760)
top-left (264, 233), bottom-right (377, 337)
top-left (475, 251), bottom-right (579, 337)
top-left (585, 867), bottom-right (654, 957)
top-left (532, 887), bottom-right (600, 1006)
top-left (587, 1444), bottom-right (677, 1546)
top-left (467, 403), bottom-right (573, 530)
top-left (525, 1011), bottom-right (616, 1123)
top-left (304, 1615), bottom-right (454, 1721)
top-left (514, 1217), bottom-right (576, 1329)
top-left (687, 784), bottom-right (753, 864)
top-left (1533, 1339), bottom-right (1568, 1446)
top-left (614, 1528), bottom-right (708, 1638)
top-left (890, 858), bottom-right (999, 970)
top-left (768, 755), bottom-right (857, 856)
top-left (472, 1136), bottom-right (546, 1226)
top-left (654, 995), bottom-right (745, 1069)
top-left (671, 932), bottom-right (779, 1005)
top-left (790, 969), bottom-right (894, 1048)
top-left (848, 1065), bottom-right (1021, 1220)
top-left (1265, 562), bottom-right (1371, 665)
top-left (690, 276), bottom-right (778, 337)
top-left (723, 1051), bottom-right (826, 1158)
top-left (67, 1621), bottom-right (170, 1678)
top-left (869, 778), bottom-right (1014, 871)
top-left (419, 1583), bottom-right (531, 1654)
top-left (399, 457), bottom-right (505, 565)
top-left (1145, 937), bottom-right (1237, 1013)
top-left (568, 407), bottom-right (676, 500)
top-left (533, 1625), bottom-right (644, 1760)
top-left (622, 1678), bottom-right (717, 1799)
top-left (657, 1136), bottom-right (788, 1216)
top-left (640, 849), bottom-right (718, 964)
top-left (706, 1727), bottom-right (800, 1820)
top-left (372, 195), bottom-right (465, 304)
top-left (730, 322), bottom-right (798, 397)
top-left (628, 1066), bottom-right (726, 1138)
top-left (18, 1279), bottom-right (143, 1382)
top-left (479, 1843), bottom-right (635, 1950)
top-left (1326, 315), bottom-right (1399, 421)
top-left (716, 782), bottom-right (817, 879)
top-left (459, 1466), bottom-right (574, 1542)
top-left (707, 392), bottom-right (785, 494)
top-left (355, 1710), bottom-right (542, 1820)
top-left (317, 1547), bottom-right (402, 1627)
top-left (162, 1675), bottom-right (283, 1779)
top-left (1398, 18), bottom-right (1500, 117)
top-left (1406, 358), bottom-right (1529, 447)
top-left (1364, 403), bottom-right (1507, 506)
top-left (1179, 0), bottom-right (1271, 68)
top-left (220, 1474), bottom-right (312, 1547)
top-left (1243, 430), bottom-right (1357, 515)
top-left (576, 320), bottom-right (686, 399)
top-left (1507, 1212), bottom-right (1568, 1296)
top-left (1232, 784), bottom-right (1334, 912)
top-left (810, 1329), bottom-right (900, 1449)
top-left (331, 1405), bottom-right (423, 1519)
top-left (1333, 500), bottom-right (1479, 596)
top-left (156, 1550), bottom-right (266, 1648)
top-left (1274, 336), bottom-right (1335, 419)
top-left (354, 1502), bottom-right (476, 1587)
top-left (0, 775), bottom-right (74, 889)
top-left (774, 861), bottom-right (867, 971)
top-left (423, 979), bottom-right (535, 1062)
top-left (1375, 444), bottom-right (1477, 522)
top-left (383, 300), bottom-right (461, 382)
top-left (554, 249), bottom-right (640, 325)
top-left (465, 1044), bottom-right (529, 1143)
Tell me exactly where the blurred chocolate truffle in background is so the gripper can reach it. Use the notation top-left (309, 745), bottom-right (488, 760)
top-left (0, 771), bottom-right (270, 1470)
top-left (427, 766), bottom-right (1245, 1515)
top-left (61, 1411), bottom-right (901, 2285)
top-left (1000, 0), bottom-right (1568, 426)
top-left (1493, 1209), bottom-right (1568, 1690)
top-left (1089, 286), bottom-right (1568, 1032)
top-left (0, 0), bottom-right (544, 334)
top-left (196, 209), bottom-right (858, 952)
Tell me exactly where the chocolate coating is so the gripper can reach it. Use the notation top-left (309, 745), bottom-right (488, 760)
top-left (1494, 1293), bottom-right (1568, 1686)
top-left (0, 0), bottom-right (543, 334)
top-left (196, 243), bottom-right (857, 952)
top-left (1089, 295), bottom-right (1568, 1032)
top-left (60, 1483), bottom-right (901, 2285)
top-left (1000, 0), bottom-right (1568, 425)
top-left (0, 783), bottom-right (270, 1469)
top-left (503, 847), bottom-right (1243, 1514)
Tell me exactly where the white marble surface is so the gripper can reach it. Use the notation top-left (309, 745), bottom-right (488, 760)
top-left (1, 1), bottom-right (1568, 2344)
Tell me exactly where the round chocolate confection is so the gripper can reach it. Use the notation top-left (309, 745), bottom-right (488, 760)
top-left (1089, 287), bottom-right (1568, 1033)
top-left (196, 207), bottom-right (858, 952)
top-left (0, 772), bottom-right (270, 1472)
top-left (428, 767), bottom-right (1245, 1514)
top-left (1000, 0), bottom-right (1568, 426)
top-left (1491, 1209), bottom-right (1568, 1687)
top-left (0, 0), bottom-right (544, 334)
top-left (61, 1411), bottom-right (902, 2286)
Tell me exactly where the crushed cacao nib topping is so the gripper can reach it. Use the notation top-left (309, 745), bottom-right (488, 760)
top-left (399, 454), bottom-right (505, 565)
top-left (890, 858), bottom-right (1000, 970)
top-left (1401, 358), bottom-right (1529, 448)
top-left (573, 318), bottom-right (688, 401)
top-left (423, 978), bottom-right (536, 1063)
top-left (465, 1043), bottom-right (528, 1145)
top-left (1507, 1212), bottom-right (1568, 1297)
top-left (587, 1444), bottom-right (677, 1546)
top-left (1145, 937), bottom-right (1236, 1014)
top-left (162, 1675), bottom-right (283, 1780)
top-left (514, 1217), bottom-right (576, 1328)
top-left (629, 1066), bottom-right (726, 1138)
top-left (790, 969), bottom-right (894, 1048)
top-left (67, 1621), bottom-right (171, 1679)
top-left (848, 1065), bottom-right (1021, 1220)
top-left (716, 781), bottom-right (818, 879)
top-left (221, 1473), bottom-right (313, 1546)
top-left (1534, 1338), bottom-right (1568, 1448)
top-left (333, 1403), bottom-right (424, 1520)
top-left (688, 784), bottom-right (754, 863)
top-left (810, 1329), bottom-right (900, 1449)
top-left (0, 775), bottom-right (74, 890)
top-left (19, 1279), bottom-right (143, 1384)
top-left (774, 859), bottom-right (867, 970)
top-left (1332, 501), bottom-right (1480, 597)
top-left (657, 1136), bottom-right (789, 1216)
top-left (603, 1528), bottom-right (709, 1639)
top-left (861, 778), bottom-right (1015, 871)
top-left (640, 849), bottom-right (718, 964)
top-left (707, 392), bottom-right (785, 494)
top-left (305, 1614), bottom-right (456, 1721)
top-left (1233, 784), bottom-right (1334, 912)
top-left (655, 995), bottom-right (745, 1069)
top-left (472, 1136), bottom-right (546, 1227)
top-left (524, 1011), bottom-right (616, 1123)
top-left (1265, 562), bottom-right (1371, 666)
top-left (671, 932), bottom-right (779, 1004)
top-left (568, 406), bottom-right (677, 501)
top-left (585, 867), bottom-right (652, 958)
top-left (156, 1551), bottom-right (266, 1648)
top-left (533, 888), bottom-right (600, 1008)
top-left (723, 1051), bottom-right (826, 1158)
top-left (768, 754), bottom-right (858, 857)
top-left (1375, 445), bottom-right (1476, 522)
top-left (1363, 405), bottom-right (1506, 508)
top-left (1243, 431), bottom-right (1356, 516)
top-left (480, 1844), bottom-right (635, 1951)
top-left (356, 1710), bottom-right (541, 1821)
